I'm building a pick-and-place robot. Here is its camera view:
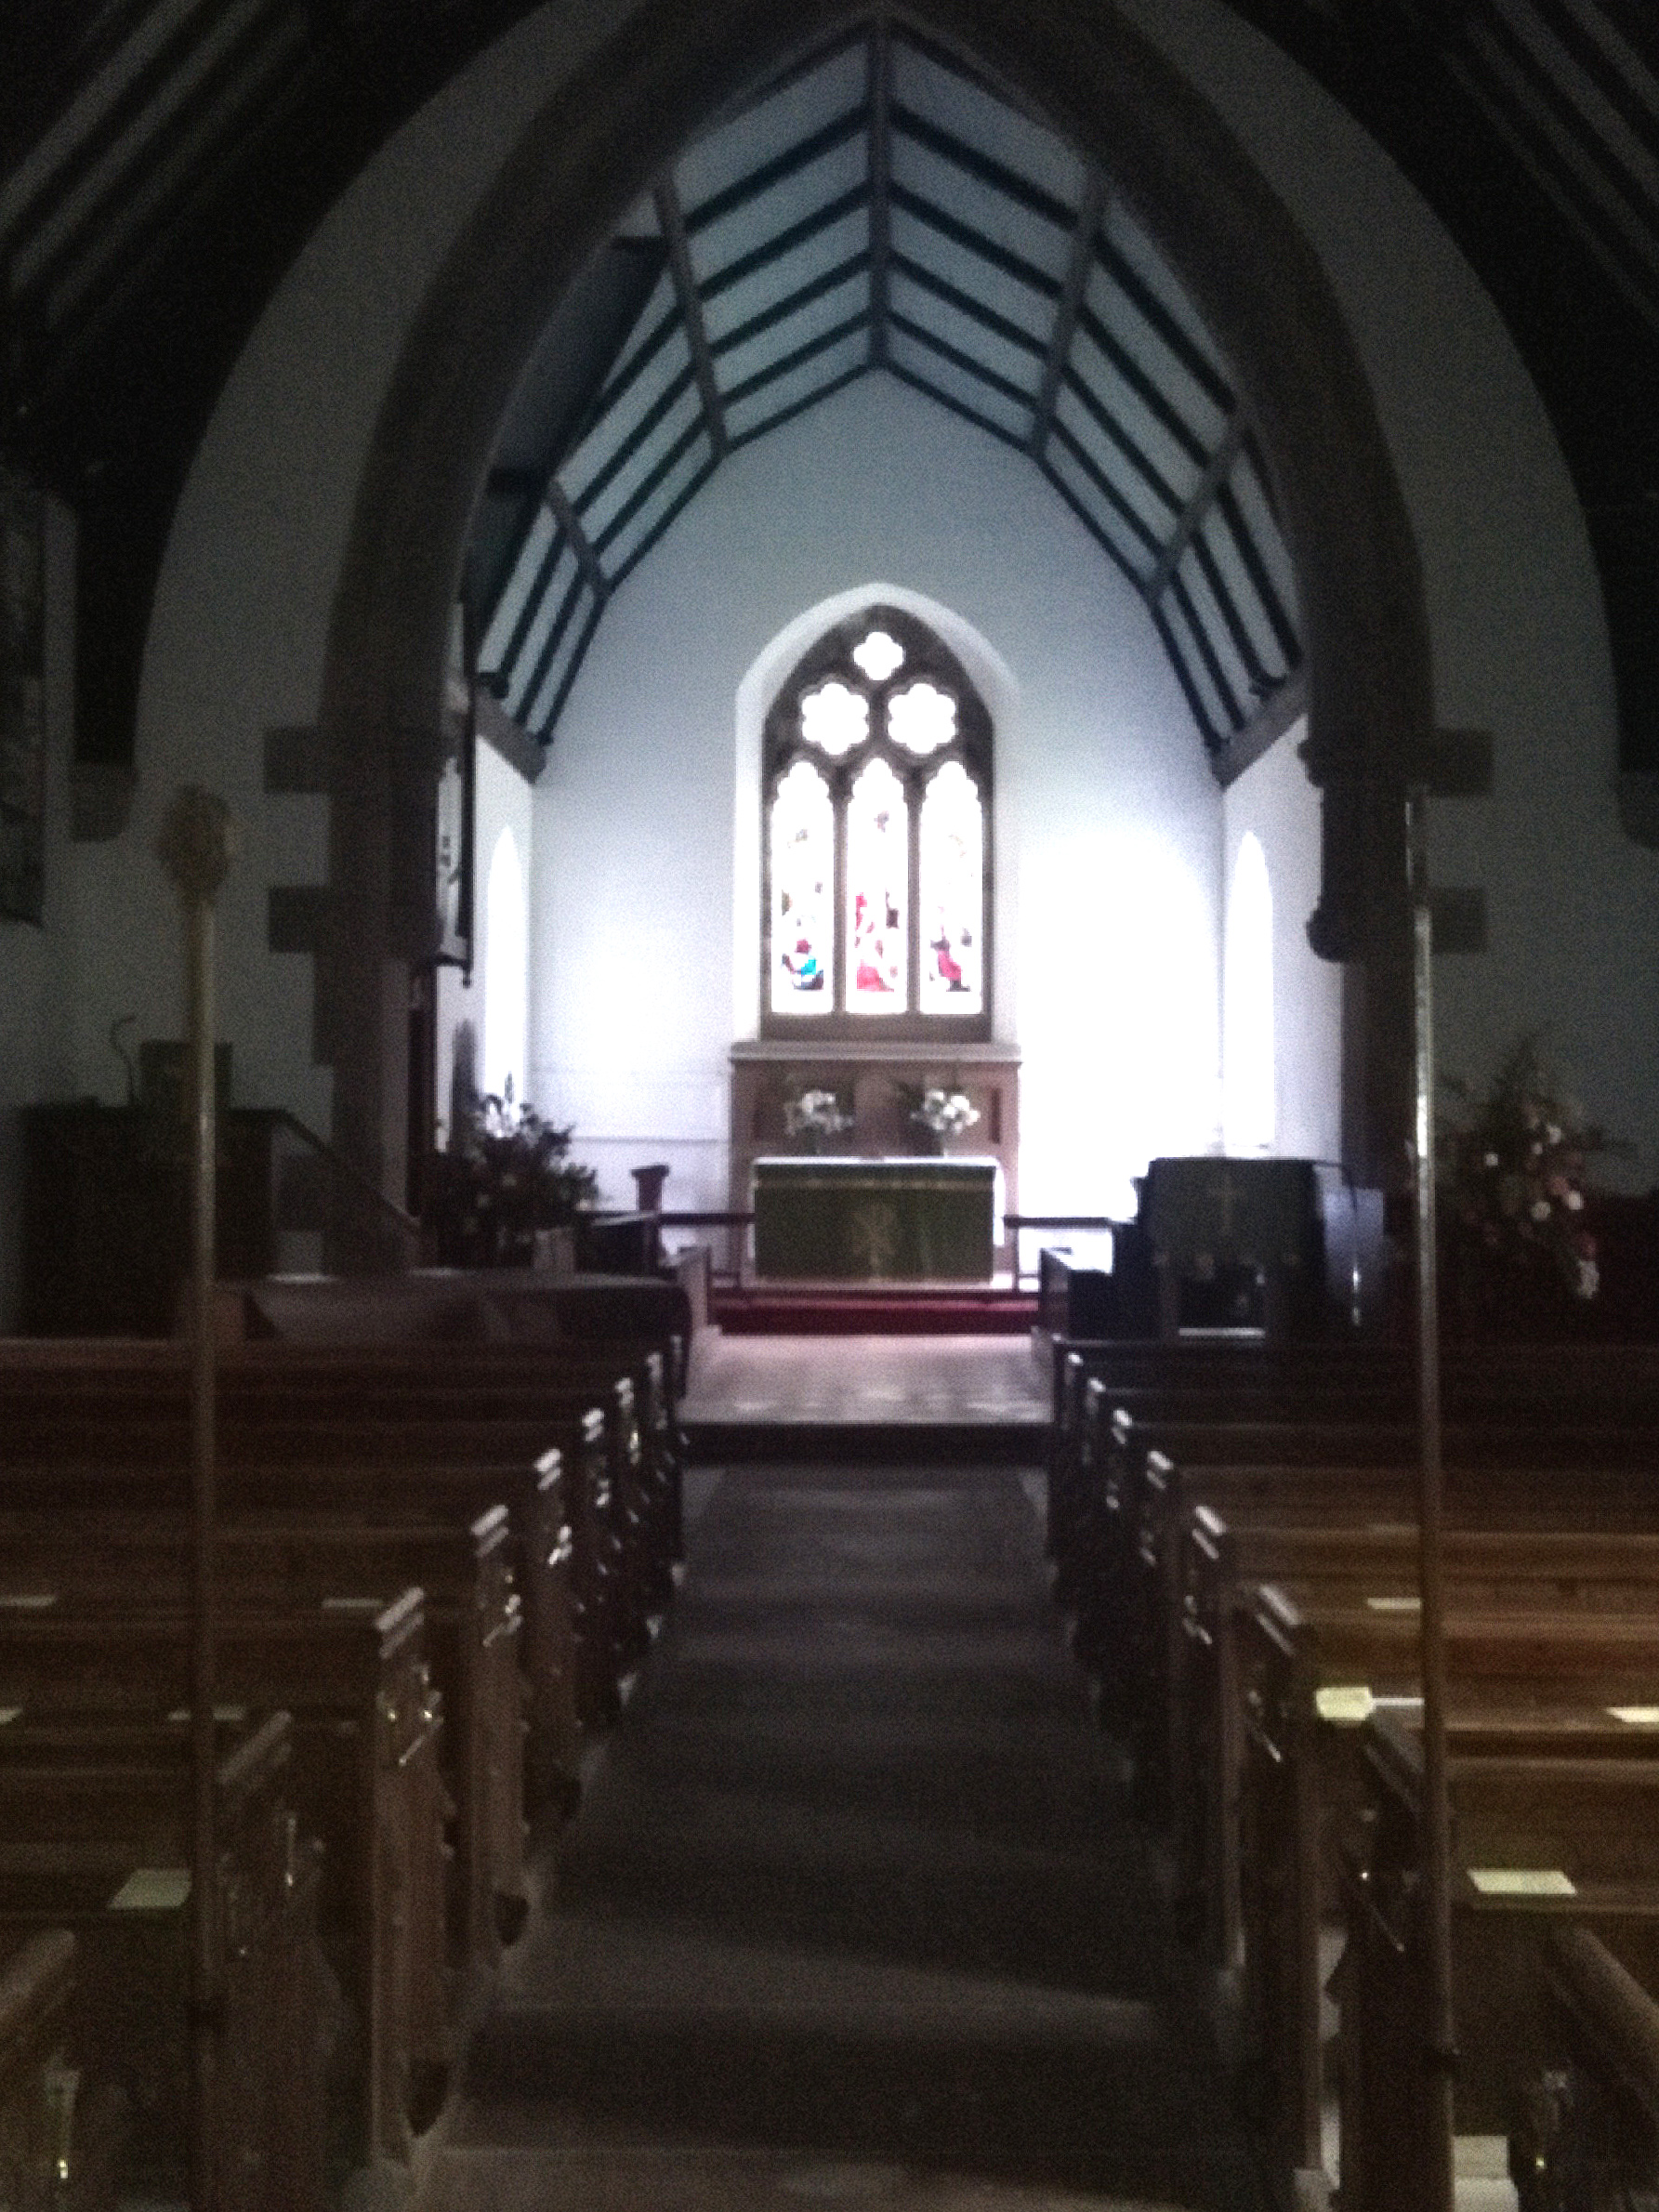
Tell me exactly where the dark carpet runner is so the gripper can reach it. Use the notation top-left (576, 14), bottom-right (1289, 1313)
top-left (435, 1460), bottom-right (1264, 2209)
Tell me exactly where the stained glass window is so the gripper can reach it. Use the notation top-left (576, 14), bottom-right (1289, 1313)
top-left (846, 757), bottom-right (908, 1011)
top-left (761, 606), bottom-right (990, 1035)
top-left (918, 761), bottom-right (983, 1015)
top-left (770, 759), bottom-right (835, 1015)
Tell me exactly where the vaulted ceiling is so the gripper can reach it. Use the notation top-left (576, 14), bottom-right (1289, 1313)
top-left (468, 23), bottom-right (1302, 761)
top-left (2, 0), bottom-right (1656, 777)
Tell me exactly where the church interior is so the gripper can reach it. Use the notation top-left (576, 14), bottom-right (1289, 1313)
top-left (3, 0), bottom-right (1659, 2205)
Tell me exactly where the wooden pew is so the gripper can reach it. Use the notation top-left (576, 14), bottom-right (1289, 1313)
top-left (235, 1412), bottom-right (632, 1725)
top-left (0, 1332), bottom-right (684, 1676)
top-left (1044, 1339), bottom-right (1417, 1546)
top-left (1236, 1589), bottom-right (1659, 2203)
top-left (0, 1504), bottom-right (527, 1973)
top-left (1070, 1404), bottom-right (1419, 1729)
top-left (0, 1593), bottom-right (443, 2169)
top-left (1046, 1338), bottom-right (1659, 1608)
top-left (0, 1714), bottom-right (325, 2208)
top-left (222, 1347), bottom-right (682, 1609)
top-left (1180, 1505), bottom-right (1659, 1964)
top-left (0, 1379), bottom-right (648, 1721)
top-left (1075, 1392), bottom-right (1659, 1742)
top-left (0, 1427), bottom-right (599, 1784)
top-left (1338, 1713), bottom-right (1659, 2212)
top-left (1508, 1922), bottom-right (1659, 2209)
top-left (0, 1929), bottom-right (118, 2212)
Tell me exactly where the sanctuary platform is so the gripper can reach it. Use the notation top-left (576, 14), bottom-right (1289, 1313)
top-left (679, 1330), bottom-right (1049, 1463)
top-left (709, 1282), bottom-right (1039, 1336)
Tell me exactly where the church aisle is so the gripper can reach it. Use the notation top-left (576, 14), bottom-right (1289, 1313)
top-left (418, 1460), bottom-right (1265, 2212)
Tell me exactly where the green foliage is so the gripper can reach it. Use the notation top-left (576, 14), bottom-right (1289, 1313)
top-left (427, 1085), bottom-right (597, 1266)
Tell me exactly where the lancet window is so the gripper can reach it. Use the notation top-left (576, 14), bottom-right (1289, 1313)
top-left (763, 608), bottom-right (991, 1040)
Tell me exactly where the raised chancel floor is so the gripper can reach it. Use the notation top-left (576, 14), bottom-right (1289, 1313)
top-left (681, 1331), bottom-right (1051, 1433)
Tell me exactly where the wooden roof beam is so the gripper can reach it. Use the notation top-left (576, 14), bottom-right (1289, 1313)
top-left (653, 172), bottom-right (729, 460)
top-left (545, 480), bottom-right (610, 602)
top-left (1031, 165), bottom-right (1106, 461)
top-left (1144, 407), bottom-right (1247, 604)
top-left (868, 19), bottom-right (893, 368)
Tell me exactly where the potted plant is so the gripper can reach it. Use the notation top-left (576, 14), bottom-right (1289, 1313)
top-left (427, 1082), bottom-right (598, 1268)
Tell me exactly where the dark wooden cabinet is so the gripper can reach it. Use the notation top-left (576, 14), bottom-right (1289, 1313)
top-left (20, 1105), bottom-right (282, 1335)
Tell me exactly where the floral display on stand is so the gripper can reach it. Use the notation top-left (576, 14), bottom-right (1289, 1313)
top-left (1439, 1034), bottom-right (1618, 1311)
top-left (427, 1081), bottom-right (598, 1267)
top-left (783, 1086), bottom-right (854, 1154)
top-left (893, 1080), bottom-right (981, 1154)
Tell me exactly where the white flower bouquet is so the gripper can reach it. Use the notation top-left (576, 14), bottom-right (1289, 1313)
top-left (784, 1086), bottom-right (853, 1152)
top-left (894, 1079), bottom-right (981, 1150)
top-left (915, 1086), bottom-right (980, 1139)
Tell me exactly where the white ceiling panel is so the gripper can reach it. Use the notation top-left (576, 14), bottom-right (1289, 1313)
top-left (701, 206), bottom-right (869, 340)
top-left (676, 43), bottom-right (868, 212)
top-left (725, 331), bottom-right (871, 442)
top-left (715, 272), bottom-right (869, 393)
top-left (891, 39), bottom-right (1085, 212)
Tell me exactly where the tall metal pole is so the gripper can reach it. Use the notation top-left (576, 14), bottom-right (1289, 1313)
top-left (158, 788), bottom-right (236, 2212)
top-left (1408, 789), bottom-right (1457, 2209)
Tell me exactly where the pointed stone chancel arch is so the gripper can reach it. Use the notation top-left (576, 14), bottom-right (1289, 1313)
top-left (318, 0), bottom-right (1428, 1195)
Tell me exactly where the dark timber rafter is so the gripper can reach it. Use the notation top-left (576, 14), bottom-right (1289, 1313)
top-left (545, 479), bottom-right (610, 602)
top-left (1030, 164), bottom-right (1106, 460)
top-left (653, 173), bottom-right (730, 459)
top-left (1144, 408), bottom-right (1247, 604)
top-left (867, 19), bottom-right (893, 368)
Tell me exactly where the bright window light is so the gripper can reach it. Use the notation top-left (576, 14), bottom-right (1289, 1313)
top-left (482, 824), bottom-right (529, 1105)
top-left (800, 679), bottom-right (869, 756)
top-left (887, 680), bottom-right (956, 755)
top-left (851, 628), bottom-right (904, 681)
top-left (1223, 831), bottom-right (1275, 1154)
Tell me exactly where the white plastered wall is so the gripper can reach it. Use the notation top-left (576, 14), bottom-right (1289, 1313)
top-left (1221, 717), bottom-right (1343, 1164)
top-left (529, 374), bottom-right (1222, 1218)
top-left (1120, 0), bottom-right (1659, 1182)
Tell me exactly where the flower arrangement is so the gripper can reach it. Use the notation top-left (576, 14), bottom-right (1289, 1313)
top-left (1439, 1035), bottom-right (1616, 1300)
top-left (783, 1086), bottom-right (853, 1153)
top-left (893, 1079), bottom-right (980, 1151)
top-left (427, 1081), bottom-right (597, 1266)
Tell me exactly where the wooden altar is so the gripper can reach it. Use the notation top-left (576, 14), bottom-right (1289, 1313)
top-left (751, 1156), bottom-right (998, 1281)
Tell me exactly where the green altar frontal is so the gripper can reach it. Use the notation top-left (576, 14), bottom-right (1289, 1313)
top-left (751, 1157), bottom-right (997, 1282)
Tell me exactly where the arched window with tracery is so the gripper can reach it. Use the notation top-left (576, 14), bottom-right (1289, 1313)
top-left (764, 608), bottom-right (991, 1041)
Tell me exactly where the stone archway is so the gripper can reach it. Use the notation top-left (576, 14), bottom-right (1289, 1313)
top-left (317, 0), bottom-right (1429, 1200)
